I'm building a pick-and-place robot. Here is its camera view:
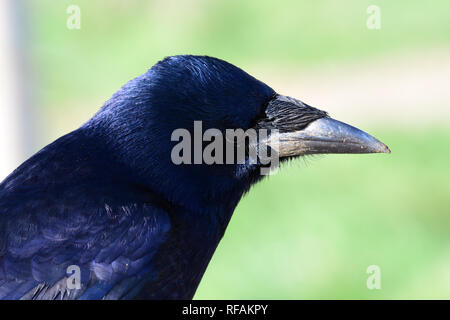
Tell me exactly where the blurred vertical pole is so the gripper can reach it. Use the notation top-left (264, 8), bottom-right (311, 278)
top-left (0, 0), bottom-right (34, 181)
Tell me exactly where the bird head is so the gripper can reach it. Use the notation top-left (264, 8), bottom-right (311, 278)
top-left (87, 55), bottom-right (390, 216)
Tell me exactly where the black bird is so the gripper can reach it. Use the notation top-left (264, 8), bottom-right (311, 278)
top-left (0, 55), bottom-right (390, 299)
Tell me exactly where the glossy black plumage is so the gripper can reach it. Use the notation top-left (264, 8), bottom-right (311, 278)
top-left (0, 55), bottom-right (284, 299)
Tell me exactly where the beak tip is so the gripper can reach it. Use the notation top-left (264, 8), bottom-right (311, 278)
top-left (380, 145), bottom-right (391, 154)
top-left (375, 142), bottom-right (391, 154)
top-left (364, 140), bottom-right (390, 154)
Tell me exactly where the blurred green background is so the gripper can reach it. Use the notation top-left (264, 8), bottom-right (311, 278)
top-left (25, 0), bottom-right (450, 298)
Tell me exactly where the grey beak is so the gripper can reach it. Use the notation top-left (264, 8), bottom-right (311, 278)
top-left (267, 117), bottom-right (391, 157)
